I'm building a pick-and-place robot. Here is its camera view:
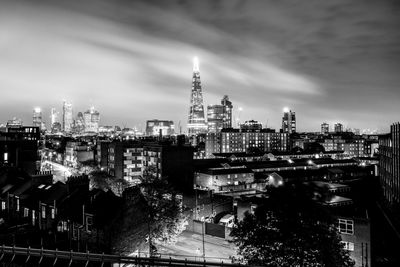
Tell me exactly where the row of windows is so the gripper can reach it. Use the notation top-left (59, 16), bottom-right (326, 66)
top-left (338, 218), bottom-right (354, 235)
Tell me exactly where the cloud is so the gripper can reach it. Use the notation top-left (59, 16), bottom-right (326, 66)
top-left (0, 0), bottom-right (399, 132)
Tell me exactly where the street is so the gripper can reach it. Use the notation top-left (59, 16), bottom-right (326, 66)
top-left (156, 230), bottom-right (237, 263)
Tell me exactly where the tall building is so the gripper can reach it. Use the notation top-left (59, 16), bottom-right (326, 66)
top-left (334, 123), bottom-right (344, 133)
top-left (207, 95), bottom-right (234, 134)
top-left (145, 120), bottom-right (175, 136)
top-left (221, 95), bottom-right (233, 129)
top-left (75, 112), bottom-right (85, 133)
top-left (50, 108), bottom-right (57, 126)
top-left (207, 105), bottom-right (224, 134)
top-left (187, 57), bottom-right (207, 135)
top-left (321, 122), bottom-right (329, 135)
top-left (83, 107), bottom-right (100, 133)
top-left (282, 108), bottom-right (296, 134)
top-left (50, 108), bottom-right (59, 133)
top-left (33, 107), bottom-right (42, 129)
top-left (62, 101), bottom-right (73, 133)
top-left (379, 123), bottom-right (400, 208)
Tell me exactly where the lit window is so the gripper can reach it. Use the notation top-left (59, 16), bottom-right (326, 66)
top-left (32, 210), bottom-right (36, 226)
top-left (85, 216), bottom-right (92, 232)
top-left (337, 219), bottom-right (354, 235)
top-left (24, 208), bottom-right (29, 217)
top-left (41, 205), bottom-right (46, 219)
top-left (16, 197), bottom-right (19, 211)
top-left (1, 201), bottom-right (5, 210)
top-left (341, 241), bottom-right (354, 251)
top-left (51, 208), bottom-right (55, 219)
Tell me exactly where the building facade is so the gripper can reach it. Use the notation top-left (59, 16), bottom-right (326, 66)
top-left (207, 105), bottom-right (224, 134)
top-left (195, 167), bottom-right (254, 192)
top-left (33, 108), bottom-right (42, 129)
top-left (321, 122), bottom-right (329, 135)
top-left (221, 95), bottom-right (233, 129)
top-left (83, 107), bottom-right (100, 133)
top-left (379, 123), bottom-right (400, 207)
top-left (335, 123), bottom-right (344, 133)
top-left (282, 108), bottom-right (296, 134)
top-left (240, 120), bottom-right (262, 131)
top-left (145, 120), bottom-right (175, 136)
top-left (107, 141), bottom-right (143, 184)
top-left (206, 129), bottom-right (289, 157)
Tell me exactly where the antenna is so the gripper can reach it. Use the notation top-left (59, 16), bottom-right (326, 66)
top-left (193, 56), bottom-right (199, 72)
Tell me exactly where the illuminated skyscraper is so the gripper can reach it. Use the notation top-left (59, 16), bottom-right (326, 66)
top-left (321, 122), bottom-right (329, 135)
top-left (33, 107), bottom-right (42, 129)
top-left (63, 101), bottom-right (73, 133)
top-left (83, 106), bottom-right (100, 133)
top-left (221, 95), bottom-right (233, 128)
top-left (282, 107), bottom-right (296, 134)
top-left (187, 57), bottom-right (207, 135)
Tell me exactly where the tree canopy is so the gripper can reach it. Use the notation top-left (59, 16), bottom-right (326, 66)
top-left (231, 184), bottom-right (354, 267)
top-left (111, 166), bottom-right (188, 256)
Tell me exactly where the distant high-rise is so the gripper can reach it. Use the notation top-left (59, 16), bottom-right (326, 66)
top-left (83, 107), bottom-right (100, 133)
top-left (7, 117), bottom-right (22, 127)
top-left (50, 108), bottom-right (57, 125)
top-left (221, 95), bottom-right (233, 128)
top-left (75, 112), bottom-right (85, 133)
top-left (282, 108), bottom-right (296, 134)
top-left (63, 101), bottom-right (73, 133)
top-left (207, 105), bottom-right (224, 134)
top-left (334, 123), bottom-right (343, 133)
top-left (321, 122), bottom-right (329, 135)
top-left (187, 57), bottom-right (207, 135)
top-left (207, 95), bottom-right (233, 134)
top-left (33, 107), bottom-right (42, 129)
top-left (146, 120), bottom-right (175, 136)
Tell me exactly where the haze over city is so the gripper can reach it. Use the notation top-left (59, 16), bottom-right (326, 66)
top-left (1, 0), bottom-right (400, 132)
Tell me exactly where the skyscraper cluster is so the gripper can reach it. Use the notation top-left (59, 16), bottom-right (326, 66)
top-left (29, 101), bottom-right (100, 134)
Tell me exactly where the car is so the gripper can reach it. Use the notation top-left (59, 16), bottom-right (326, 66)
top-left (218, 214), bottom-right (235, 228)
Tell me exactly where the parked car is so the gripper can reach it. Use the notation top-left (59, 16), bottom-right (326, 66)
top-left (218, 214), bottom-right (235, 228)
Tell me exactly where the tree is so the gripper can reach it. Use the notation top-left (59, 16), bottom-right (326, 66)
top-left (110, 166), bottom-right (188, 256)
top-left (231, 184), bottom-right (354, 267)
top-left (89, 170), bottom-right (129, 196)
top-left (140, 166), bottom-right (188, 255)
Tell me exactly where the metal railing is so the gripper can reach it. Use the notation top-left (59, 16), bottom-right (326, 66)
top-left (0, 245), bottom-right (248, 267)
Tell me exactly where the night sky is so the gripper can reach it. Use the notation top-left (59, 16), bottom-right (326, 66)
top-left (1, 0), bottom-right (399, 132)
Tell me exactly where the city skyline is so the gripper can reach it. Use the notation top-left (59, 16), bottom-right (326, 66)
top-left (1, 0), bottom-right (399, 133)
